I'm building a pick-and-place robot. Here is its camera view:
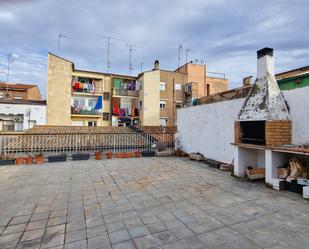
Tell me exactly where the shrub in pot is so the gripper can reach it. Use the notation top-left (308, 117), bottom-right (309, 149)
top-left (35, 154), bottom-right (44, 165)
top-left (24, 156), bottom-right (33, 165)
top-left (106, 152), bottom-right (113, 159)
top-left (95, 151), bottom-right (102, 160)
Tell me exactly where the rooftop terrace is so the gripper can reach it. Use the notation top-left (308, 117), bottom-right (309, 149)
top-left (0, 157), bottom-right (309, 249)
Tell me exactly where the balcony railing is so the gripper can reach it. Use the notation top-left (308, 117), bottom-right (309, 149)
top-left (113, 89), bottom-right (139, 97)
top-left (71, 106), bottom-right (101, 115)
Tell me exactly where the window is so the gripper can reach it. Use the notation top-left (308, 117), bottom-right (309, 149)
top-left (160, 100), bottom-right (167, 109)
top-left (175, 103), bottom-right (182, 109)
top-left (103, 113), bottom-right (110, 121)
top-left (175, 83), bottom-right (182, 91)
top-left (0, 92), bottom-right (4, 99)
top-left (160, 82), bottom-right (166, 91)
top-left (207, 84), bottom-right (210, 96)
top-left (14, 122), bottom-right (23, 131)
top-left (88, 121), bottom-right (97, 126)
top-left (14, 96), bottom-right (23, 100)
top-left (3, 120), bottom-right (14, 131)
top-left (73, 98), bottom-right (85, 108)
top-left (88, 99), bottom-right (96, 109)
top-left (103, 92), bottom-right (110, 101)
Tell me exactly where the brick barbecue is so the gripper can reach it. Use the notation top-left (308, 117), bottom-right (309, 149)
top-left (234, 48), bottom-right (292, 147)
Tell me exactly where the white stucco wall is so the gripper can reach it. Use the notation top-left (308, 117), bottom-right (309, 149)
top-left (177, 98), bottom-right (243, 163)
top-left (0, 103), bottom-right (46, 130)
top-left (177, 86), bottom-right (309, 163)
top-left (282, 86), bottom-right (309, 144)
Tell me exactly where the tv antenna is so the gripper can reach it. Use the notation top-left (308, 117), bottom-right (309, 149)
top-left (127, 44), bottom-right (137, 75)
top-left (102, 36), bottom-right (115, 73)
top-left (58, 33), bottom-right (68, 53)
top-left (6, 52), bottom-right (19, 83)
top-left (177, 45), bottom-right (183, 69)
top-left (186, 48), bottom-right (191, 63)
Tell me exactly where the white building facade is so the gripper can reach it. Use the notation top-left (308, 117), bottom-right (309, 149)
top-left (0, 100), bottom-right (46, 131)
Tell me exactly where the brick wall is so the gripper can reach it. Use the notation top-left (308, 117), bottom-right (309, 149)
top-left (234, 121), bottom-right (241, 144)
top-left (265, 120), bottom-right (292, 146)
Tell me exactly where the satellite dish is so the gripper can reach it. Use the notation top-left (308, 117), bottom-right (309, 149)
top-left (25, 108), bottom-right (31, 117)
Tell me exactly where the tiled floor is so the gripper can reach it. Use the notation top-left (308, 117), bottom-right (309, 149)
top-left (0, 157), bottom-right (308, 249)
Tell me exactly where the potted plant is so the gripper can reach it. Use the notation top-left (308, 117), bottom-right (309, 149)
top-left (106, 152), bottom-right (113, 159)
top-left (134, 151), bottom-right (141, 158)
top-left (35, 154), bottom-right (44, 165)
top-left (48, 154), bottom-right (67, 163)
top-left (15, 156), bottom-right (24, 165)
top-left (72, 153), bottom-right (90, 161)
top-left (95, 151), bottom-right (102, 160)
top-left (0, 157), bottom-right (15, 166)
top-left (24, 156), bottom-right (33, 165)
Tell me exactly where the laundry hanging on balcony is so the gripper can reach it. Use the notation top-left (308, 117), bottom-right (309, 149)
top-left (95, 96), bottom-right (102, 109)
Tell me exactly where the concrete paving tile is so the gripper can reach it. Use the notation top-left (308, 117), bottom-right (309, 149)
top-left (128, 225), bottom-right (150, 239)
top-left (16, 239), bottom-right (42, 249)
top-left (112, 240), bottom-right (136, 249)
top-left (9, 215), bottom-right (30, 226)
top-left (109, 229), bottom-right (131, 244)
top-left (42, 234), bottom-right (65, 248)
top-left (47, 217), bottom-right (66, 227)
top-left (2, 223), bottom-right (27, 236)
top-left (152, 231), bottom-right (177, 245)
top-left (87, 234), bottom-right (111, 249)
top-left (0, 232), bottom-right (23, 247)
top-left (64, 229), bottom-right (86, 244)
top-left (64, 239), bottom-right (87, 249)
top-left (21, 228), bottom-right (45, 242)
top-left (133, 235), bottom-right (160, 249)
top-left (106, 221), bottom-right (126, 233)
top-left (26, 220), bottom-right (48, 231)
top-left (86, 224), bottom-right (107, 239)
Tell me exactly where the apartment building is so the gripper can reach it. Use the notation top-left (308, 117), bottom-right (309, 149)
top-left (47, 53), bottom-right (139, 127)
top-left (47, 54), bottom-right (228, 127)
top-left (138, 61), bottom-right (228, 126)
top-left (0, 82), bottom-right (42, 101)
top-left (0, 83), bottom-right (46, 131)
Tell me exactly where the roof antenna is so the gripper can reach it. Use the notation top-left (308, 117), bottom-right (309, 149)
top-left (177, 45), bottom-right (183, 69)
top-left (127, 44), bottom-right (137, 75)
top-left (101, 36), bottom-right (115, 73)
top-left (58, 33), bottom-right (68, 53)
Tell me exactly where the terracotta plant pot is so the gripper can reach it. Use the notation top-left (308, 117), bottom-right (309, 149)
top-left (175, 150), bottom-right (182, 157)
top-left (116, 152), bottom-right (134, 158)
top-left (95, 152), bottom-right (102, 160)
top-left (24, 156), bottom-right (33, 165)
top-left (35, 155), bottom-right (44, 165)
top-left (15, 157), bottom-right (24, 165)
top-left (106, 152), bottom-right (113, 160)
top-left (134, 151), bottom-right (141, 158)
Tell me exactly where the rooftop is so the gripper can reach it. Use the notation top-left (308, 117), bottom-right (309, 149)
top-left (0, 82), bottom-right (38, 90)
top-left (0, 157), bottom-right (308, 248)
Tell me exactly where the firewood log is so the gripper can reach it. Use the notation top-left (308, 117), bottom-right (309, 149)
top-left (288, 158), bottom-right (308, 179)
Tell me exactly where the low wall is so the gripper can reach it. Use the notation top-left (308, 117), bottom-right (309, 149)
top-left (177, 86), bottom-right (309, 163)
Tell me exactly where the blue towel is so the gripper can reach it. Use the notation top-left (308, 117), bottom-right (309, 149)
top-left (95, 96), bottom-right (103, 109)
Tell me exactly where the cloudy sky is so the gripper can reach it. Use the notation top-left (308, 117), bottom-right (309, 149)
top-left (0, 0), bottom-right (308, 97)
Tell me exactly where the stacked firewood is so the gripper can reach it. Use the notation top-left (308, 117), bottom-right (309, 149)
top-left (277, 158), bottom-right (308, 180)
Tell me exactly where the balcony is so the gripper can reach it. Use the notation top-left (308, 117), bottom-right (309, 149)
top-left (71, 106), bottom-right (101, 116)
top-left (113, 89), bottom-right (139, 97)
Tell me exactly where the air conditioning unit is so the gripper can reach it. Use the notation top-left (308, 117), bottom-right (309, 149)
top-left (14, 116), bottom-right (23, 122)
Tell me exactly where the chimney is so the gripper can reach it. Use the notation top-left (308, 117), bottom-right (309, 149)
top-left (235, 48), bottom-right (291, 147)
top-left (257, 47), bottom-right (274, 79)
top-left (242, 76), bottom-right (253, 87)
top-left (154, 60), bottom-right (160, 70)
